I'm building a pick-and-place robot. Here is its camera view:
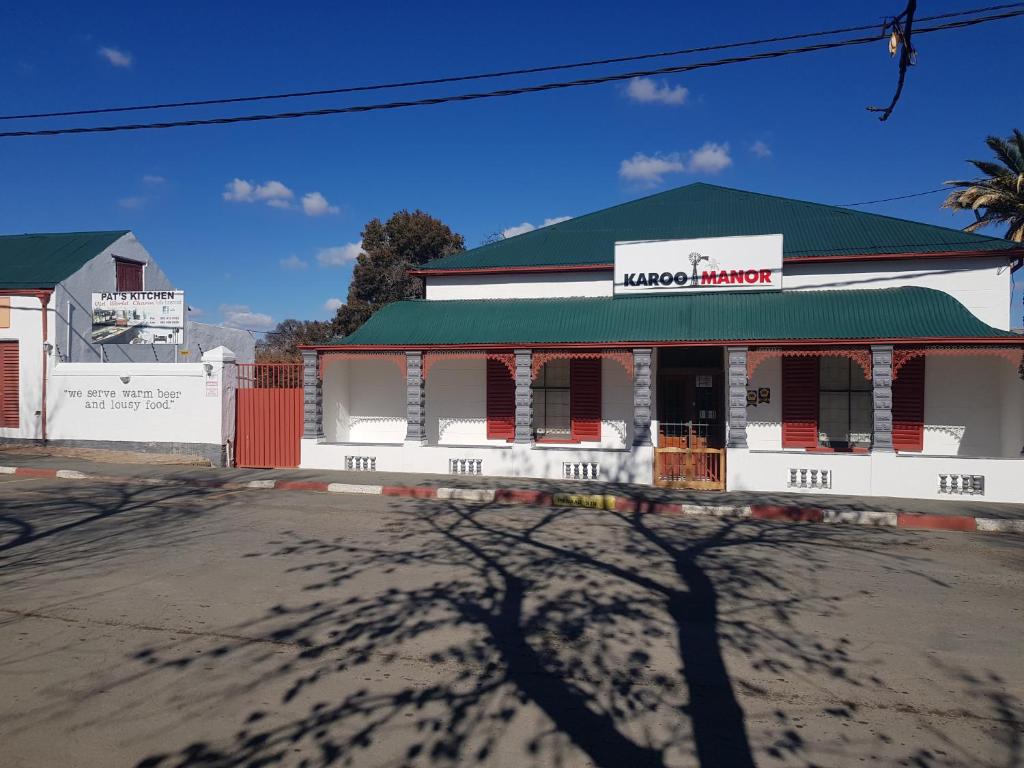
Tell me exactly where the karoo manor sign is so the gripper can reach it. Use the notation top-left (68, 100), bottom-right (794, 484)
top-left (613, 234), bottom-right (783, 294)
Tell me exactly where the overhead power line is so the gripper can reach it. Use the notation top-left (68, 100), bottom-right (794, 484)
top-left (3, 2), bottom-right (1020, 122)
top-left (2, 8), bottom-right (1021, 139)
top-left (840, 188), bottom-right (948, 206)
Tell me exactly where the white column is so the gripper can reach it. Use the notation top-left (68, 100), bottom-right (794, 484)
top-left (514, 349), bottom-right (533, 444)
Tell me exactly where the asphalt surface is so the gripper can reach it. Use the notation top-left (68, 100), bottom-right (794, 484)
top-left (0, 475), bottom-right (1021, 768)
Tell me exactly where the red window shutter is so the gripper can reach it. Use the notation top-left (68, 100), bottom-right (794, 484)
top-left (486, 358), bottom-right (515, 440)
top-left (892, 356), bottom-right (925, 452)
top-left (115, 259), bottom-right (144, 291)
top-left (570, 358), bottom-right (602, 442)
top-left (0, 342), bottom-right (19, 429)
top-left (781, 356), bottom-right (819, 449)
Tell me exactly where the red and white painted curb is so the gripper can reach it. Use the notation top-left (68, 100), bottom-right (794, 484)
top-left (2, 465), bottom-right (1022, 535)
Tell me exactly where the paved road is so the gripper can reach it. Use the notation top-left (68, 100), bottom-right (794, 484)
top-left (0, 475), bottom-right (1021, 768)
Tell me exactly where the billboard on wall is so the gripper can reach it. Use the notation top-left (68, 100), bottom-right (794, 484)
top-left (91, 291), bottom-right (185, 345)
top-left (614, 234), bottom-right (783, 295)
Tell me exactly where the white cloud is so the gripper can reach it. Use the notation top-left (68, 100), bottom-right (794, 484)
top-left (688, 142), bottom-right (732, 173)
top-left (619, 152), bottom-right (686, 186)
top-left (279, 255), bottom-right (308, 270)
top-left (118, 196), bottom-right (144, 209)
top-left (501, 215), bottom-right (572, 239)
top-left (220, 304), bottom-right (275, 331)
top-left (98, 46), bottom-right (132, 68)
top-left (222, 178), bottom-right (295, 208)
top-left (316, 241), bottom-right (362, 267)
top-left (302, 191), bottom-right (340, 217)
top-left (324, 297), bottom-right (344, 312)
top-left (750, 140), bottom-right (772, 158)
top-left (626, 77), bottom-right (688, 105)
top-left (619, 144), bottom-right (733, 186)
top-left (142, 174), bottom-right (165, 185)
top-left (502, 221), bottom-right (536, 238)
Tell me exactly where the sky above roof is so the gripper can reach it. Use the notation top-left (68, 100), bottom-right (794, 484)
top-left (1, 1), bottom-right (1021, 330)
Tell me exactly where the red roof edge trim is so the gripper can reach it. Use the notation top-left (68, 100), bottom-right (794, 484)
top-left (301, 337), bottom-right (1024, 352)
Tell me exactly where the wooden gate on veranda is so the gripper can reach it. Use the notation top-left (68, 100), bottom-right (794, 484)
top-left (235, 363), bottom-right (304, 468)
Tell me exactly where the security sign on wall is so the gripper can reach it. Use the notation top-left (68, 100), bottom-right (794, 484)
top-left (614, 234), bottom-right (783, 294)
top-left (91, 291), bottom-right (185, 345)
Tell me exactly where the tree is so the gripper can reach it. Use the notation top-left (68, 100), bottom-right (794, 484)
top-left (257, 318), bottom-right (335, 362)
top-left (334, 210), bottom-right (464, 337)
top-left (943, 129), bottom-right (1024, 242)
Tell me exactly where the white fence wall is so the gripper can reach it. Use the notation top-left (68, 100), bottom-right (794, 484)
top-left (41, 347), bottom-right (236, 463)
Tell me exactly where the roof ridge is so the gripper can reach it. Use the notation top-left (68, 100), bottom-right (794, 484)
top-left (692, 184), bottom-right (1012, 245)
top-left (0, 229), bottom-right (130, 239)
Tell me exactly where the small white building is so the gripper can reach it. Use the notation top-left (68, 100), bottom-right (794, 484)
top-left (0, 230), bottom-right (251, 456)
top-left (301, 184), bottom-right (1024, 503)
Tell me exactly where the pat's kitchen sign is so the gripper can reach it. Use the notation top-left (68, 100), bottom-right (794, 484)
top-left (614, 234), bottom-right (783, 294)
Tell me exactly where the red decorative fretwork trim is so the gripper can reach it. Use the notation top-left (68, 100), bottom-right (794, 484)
top-left (318, 351), bottom-right (407, 378)
top-left (530, 349), bottom-right (634, 379)
top-left (422, 351), bottom-right (515, 380)
top-left (892, 346), bottom-right (1024, 379)
top-left (747, 348), bottom-right (872, 381)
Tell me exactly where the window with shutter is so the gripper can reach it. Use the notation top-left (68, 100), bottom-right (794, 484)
top-left (533, 359), bottom-right (571, 439)
top-left (115, 258), bottom-right (144, 291)
top-left (781, 356), bottom-right (819, 449)
top-left (486, 358), bottom-right (515, 440)
top-left (892, 355), bottom-right (925, 452)
top-left (0, 342), bottom-right (19, 429)
top-left (569, 358), bottom-right (602, 442)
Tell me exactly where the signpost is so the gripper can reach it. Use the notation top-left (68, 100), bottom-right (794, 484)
top-left (90, 291), bottom-right (185, 345)
top-left (614, 234), bottom-right (783, 295)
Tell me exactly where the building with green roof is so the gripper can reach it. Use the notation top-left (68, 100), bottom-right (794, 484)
top-left (0, 230), bottom-right (253, 457)
top-left (297, 183), bottom-right (1023, 503)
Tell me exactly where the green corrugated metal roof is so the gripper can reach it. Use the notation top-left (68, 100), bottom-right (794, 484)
top-left (324, 288), bottom-right (1016, 347)
top-left (419, 184), bottom-right (1019, 272)
top-left (0, 230), bottom-right (128, 288)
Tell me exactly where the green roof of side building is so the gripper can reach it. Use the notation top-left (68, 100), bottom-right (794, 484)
top-left (324, 287), bottom-right (1017, 348)
top-left (0, 230), bottom-right (128, 288)
top-left (418, 184), bottom-right (1020, 272)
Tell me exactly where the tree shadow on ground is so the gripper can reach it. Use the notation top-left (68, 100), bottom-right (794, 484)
top-left (0, 480), bottom-right (230, 588)
top-left (121, 499), bottom-right (1024, 768)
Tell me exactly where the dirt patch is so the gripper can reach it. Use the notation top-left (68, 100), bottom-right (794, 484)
top-left (0, 445), bottom-right (211, 466)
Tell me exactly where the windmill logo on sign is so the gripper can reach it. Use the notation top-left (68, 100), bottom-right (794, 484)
top-left (688, 252), bottom-right (709, 284)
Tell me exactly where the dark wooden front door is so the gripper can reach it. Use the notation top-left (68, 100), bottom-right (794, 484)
top-left (656, 356), bottom-right (726, 489)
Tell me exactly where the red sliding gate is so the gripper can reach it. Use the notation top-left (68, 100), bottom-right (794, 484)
top-left (235, 363), bottom-right (303, 468)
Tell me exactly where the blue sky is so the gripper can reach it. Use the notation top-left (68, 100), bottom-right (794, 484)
top-left (1, 0), bottom-right (1022, 331)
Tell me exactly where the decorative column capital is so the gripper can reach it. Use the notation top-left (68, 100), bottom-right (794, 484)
top-left (871, 345), bottom-right (894, 452)
top-left (727, 346), bottom-right (748, 449)
top-left (514, 349), bottom-right (533, 444)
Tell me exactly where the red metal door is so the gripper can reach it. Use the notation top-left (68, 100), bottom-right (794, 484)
top-left (235, 363), bottom-right (303, 468)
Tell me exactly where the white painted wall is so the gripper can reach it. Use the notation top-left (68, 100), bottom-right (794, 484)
top-left (45, 349), bottom-right (234, 447)
top-left (302, 439), bottom-right (654, 484)
top-left (783, 256), bottom-right (1013, 329)
top-left (922, 356), bottom-right (1015, 457)
top-left (746, 356), bottom-right (782, 450)
top-left (424, 358), bottom-right (505, 446)
top-left (424, 271), bottom-right (613, 300)
top-left (322, 357), bottom-right (407, 443)
top-left (727, 448), bottom-right (1023, 504)
top-left (600, 357), bottom-right (633, 448)
top-left (0, 295), bottom-right (55, 440)
top-left (999, 361), bottom-right (1024, 458)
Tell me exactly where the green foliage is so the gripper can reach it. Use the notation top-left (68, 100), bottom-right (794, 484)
top-left (333, 210), bottom-right (464, 337)
top-left (944, 129), bottom-right (1024, 242)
